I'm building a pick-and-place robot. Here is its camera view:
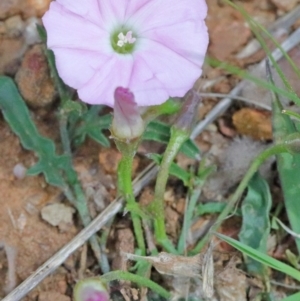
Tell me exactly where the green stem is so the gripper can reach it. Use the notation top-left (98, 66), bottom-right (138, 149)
top-left (61, 176), bottom-right (103, 269)
top-left (149, 127), bottom-right (189, 253)
top-left (98, 218), bottom-right (114, 274)
top-left (58, 111), bottom-right (72, 156)
top-left (191, 143), bottom-right (288, 254)
top-left (57, 110), bottom-right (104, 270)
top-left (100, 271), bottom-right (171, 299)
top-left (117, 142), bottom-right (146, 255)
top-left (44, 46), bottom-right (70, 105)
top-left (177, 186), bottom-right (202, 254)
top-left (62, 181), bottom-right (92, 229)
top-left (67, 168), bottom-right (105, 269)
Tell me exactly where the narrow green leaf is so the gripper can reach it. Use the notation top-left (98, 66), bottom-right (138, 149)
top-left (223, 0), bottom-right (300, 85)
top-left (285, 249), bottom-right (299, 269)
top-left (70, 107), bottom-right (111, 147)
top-left (207, 57), bottom-right (300, 106)
top-left (282, 109), bottom-right (300, 122)
top-left (177, 162), bottom-right (214, 254)
top-left (88, 129), bottom-right (110, 147)
top-left (215, 233), bottom-right (300, 282)
top-left (144, 120), bottom-right (201, 159)
top-left (142, 98), bottom-right (181, 122)
top-left (148, 153), bottom-right (191, 186)
top-left (238, 172), bottom-right (271, 277)
top-left (268, 64), bottom-right (300, 253)
top-left (143, 120), bottom-right (170, 141)
top-left (180, 139), bottom-right (200, 160)
top-left (197, 202), bottom-right (227, 215)
top-left (36, 23), bottom-right (47, 42)
top-left (222, 0), bottom-right (299, 104)
top-left (282, 292), bottom-right (300, 301)
top-left (0, 76), bottom-right (68, 188)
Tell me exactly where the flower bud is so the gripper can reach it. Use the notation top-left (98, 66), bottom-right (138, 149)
top-left (111, 87), bottom-right (145, 141)
top-left (173, 89), bottom-right (201, 135)
top-left (74, 278), bottom-right (109, 301)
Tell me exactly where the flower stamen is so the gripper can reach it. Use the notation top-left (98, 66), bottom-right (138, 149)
top-left (117, 31), bottom-right (136, 47)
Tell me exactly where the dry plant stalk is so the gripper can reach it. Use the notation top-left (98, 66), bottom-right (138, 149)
top-left (202, 242), bottom-right (214, 298)
top-left (124, 252), bottom-right (204, 278)
top-left (125, 245), bottom-right (216, 299)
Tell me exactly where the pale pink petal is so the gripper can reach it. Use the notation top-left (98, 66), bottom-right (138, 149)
top-left (111, 87), bottom-right (144, 140)
top-left (92, 0), bottom-right (162, 20)
top-left (133, 88), bottom-right (170, 106)
top-left (43, 0), bottom-right (209, 107)
top-left (51, 48), bottom-right (111, 89)
top-left (55, 0), bottom-right (105, 28)
top-left (123, 0), bottom-right (154, 18)
top-left (97, 1), bottom-right (127, 27)
top-left (99, 0), bottom-right (130, 25)
top-left (132, 40), bottom-right (202, 103)
top-left (78, 56), bottom-right (134, 107)
top-left (128, 55), bottom-right (169, 106)
top-left (74, 278), bottom-right (109, 301)
top-left (42, 2), bottom-right (111, 52)
top-left (125, 0), bottom-right (207, 32)
top-left (143, 20), bottom-right (208, 66)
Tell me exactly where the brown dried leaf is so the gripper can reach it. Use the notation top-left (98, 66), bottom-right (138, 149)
top-left (232, 108), bottom-right (272, 140)
top-left (112, 228), bottom-right (135, 271)
top-left (215, 259), bottom-right (247, 301)
top-left (124, 252), bottom-right (204, 278)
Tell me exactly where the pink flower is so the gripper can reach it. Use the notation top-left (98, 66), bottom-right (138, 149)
top-left (111, 87), bottom-right (144, 140)
top-left (73, 278), bottom-right (109, 301)
top-left (42, 0), bottom-right (208, 107)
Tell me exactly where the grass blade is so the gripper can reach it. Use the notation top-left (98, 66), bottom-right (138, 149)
top-left (267, 62), bottom-right (300, 253)
top-left (215, 233), bottom-right (300, 282)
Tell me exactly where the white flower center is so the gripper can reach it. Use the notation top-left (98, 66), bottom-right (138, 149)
top-left (117, 31), bottom-right (136, 47)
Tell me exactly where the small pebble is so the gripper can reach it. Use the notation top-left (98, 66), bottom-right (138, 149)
top-left (41, 203), bottom-right (75, 231)
top-left (13, 163), bottom-right (27, 179)
top-left (270, 0), bottom-right (298, 12)
top-left (15, 44), bottom-right (56, 108)
top-left (24, 17), bottom-right (41, 46)
top-left (17, 213), bottom-right (27, 231)
top-left (5, 15), bottom-right (24, 38)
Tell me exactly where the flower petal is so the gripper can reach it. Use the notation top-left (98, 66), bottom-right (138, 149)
top-left (123, 0), bottom-right (154, 19)
top-left (128, 55), bottom-right (169, 106)
top-left (42, 0), bottom-right (209, 107)
top-left (125, 0), bottom-right (207, 32)
top-left (51, 48), bottom-right (111, 89)
top-left (55, 0), bottom-right (105, 28)
top-left (111, 87), bottom-right (145, 140)
top-left (78, 55), bottom-right (134, 106)
top-left (143, 20), bottom-right (208, 66)
top-left (43, 2), bottom-right (111, 53)
top-left (133, 39), bottom-right (202, 102)
top-left (73, 278), bottom-right (109, 301)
